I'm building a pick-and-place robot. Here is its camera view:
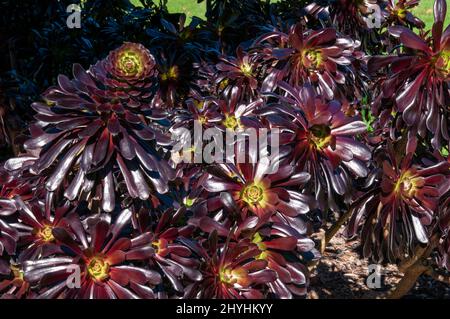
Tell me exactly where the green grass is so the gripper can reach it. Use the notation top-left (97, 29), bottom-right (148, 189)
top-left (132, 0), bottom-right (449, 29)
top-left (412, 0), bottom-right (449, 28)
top-left (131, 0), bottom-right (205, 18)
top-left (164, 0), bottom-right (205, 18)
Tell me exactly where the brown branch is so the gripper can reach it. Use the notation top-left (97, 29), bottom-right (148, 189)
top-left (387, 261), bottom-right (429, 299)
top-left (324, 206), bottom-right (354, 247)
top-left (425, 268), bottom-right (450, 285)
top-left (386, 232), bottom-right (442, 299)
top-left (397, 245), bottom-right (428, 273)
top-left (324, 189), bottom-right (378, 248)
top-left (398, 233), bottom-right (441, 272)
top-left (308, 228), bottom-right (326, 269)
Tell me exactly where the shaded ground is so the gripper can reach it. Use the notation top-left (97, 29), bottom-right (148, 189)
top-left (308, 229), bottom-right (450, 299)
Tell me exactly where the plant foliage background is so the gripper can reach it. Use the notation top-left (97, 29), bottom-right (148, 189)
top-left (0, 0), bottom-right (448, 299)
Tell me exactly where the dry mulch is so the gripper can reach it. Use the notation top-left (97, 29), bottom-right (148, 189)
top-left (308, 229), bottom-right (450, 299)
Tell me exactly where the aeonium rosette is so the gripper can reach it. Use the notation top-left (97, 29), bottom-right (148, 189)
top-left (91, 42), bottom-right (157, 100)
top-left (254, 23), bottom-right (360, 102)
top-left (169, 96), bottom-right (223, 166)
top-left (214, 86), bottom-right (265, 132)
top-left (23, 209), bottom-right (162, 299)
top-left (0, 161), bottom-right (43, 277)
top-left (4, 198), bottom-right (75, 263)
top-left (260, 83), bottom-right (371, 213)
top-left (19, 47), bottom-right (174, 212)
top-left (154, 51), bottom-right (195, 108)
top-left (305, 0), bottom-right (387, 49)
top-left (250, 224), bottom-right (317, 298)
top-left (347, 143), bottom-right (450, 263)
top-left (215, 46), bottom-right (262, 100)
top-left (203, 155), bottom-right (313, 226)
top-left (181, 232), bottom-right (277, 299)
top-left (172, 95), bottom-right (223, 132)
top-left (170, 86), bottom-right (266, 168)
top-left (130, 208), bottom-right (202, 295)
top-left (385, 0), bottom-right (425, 29)
top-left (0, 216), bottom-right (19, 276)
top-left (190, 209), bottom-right (318, 299)
top-left (369, 0), bottom-right (450, 151)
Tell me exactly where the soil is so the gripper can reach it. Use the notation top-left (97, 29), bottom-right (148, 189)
top-left (308, 228), bottom-right (450, 299)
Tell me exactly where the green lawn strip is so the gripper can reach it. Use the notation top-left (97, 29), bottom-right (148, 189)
top-left (131, 0), bottom-right (448, 30)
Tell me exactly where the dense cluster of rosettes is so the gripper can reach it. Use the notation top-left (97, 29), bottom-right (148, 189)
top-left (0, 0), bottom-right (449, 299)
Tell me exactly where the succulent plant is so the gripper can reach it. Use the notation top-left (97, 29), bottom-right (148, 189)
top-left (23, 209), bottom-right (162, 299)
top-left (347, 143), bottom-right (449, 263)
top-left (255, 23), bottom-right (361, 102)
top-left (19, 46), bottom-right (174, 213)
top-left (1, 0), bottom-right (449, 301)
top-left (369, 0), bottom-right (450, 151)
top-left (261, 84), bottom-right (371, 213)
